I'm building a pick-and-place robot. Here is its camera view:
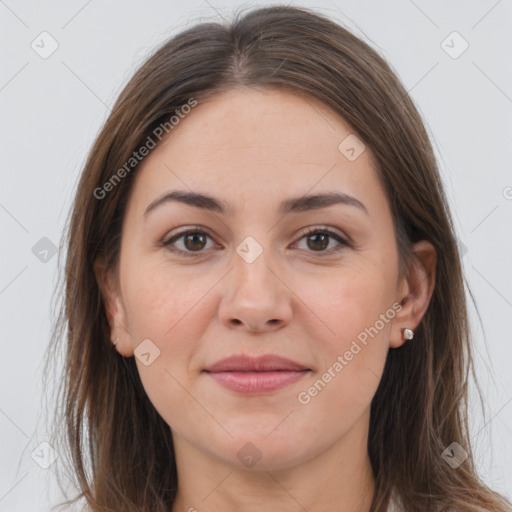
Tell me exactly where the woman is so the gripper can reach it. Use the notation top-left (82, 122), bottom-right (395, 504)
top-left (46, 5), bottom-right (512, 511)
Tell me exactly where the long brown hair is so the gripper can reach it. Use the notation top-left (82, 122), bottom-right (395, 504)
top-left (45, 5), bottom-right (512, 511)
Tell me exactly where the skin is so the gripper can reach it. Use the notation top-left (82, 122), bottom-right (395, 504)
top-left (95, 87), bottom-right (436, 512)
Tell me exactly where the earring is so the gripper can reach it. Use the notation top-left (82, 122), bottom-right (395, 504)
top-left (402, 328), bottom-right (414, 340)
top-left (112, 339), bottom-right (118, 348)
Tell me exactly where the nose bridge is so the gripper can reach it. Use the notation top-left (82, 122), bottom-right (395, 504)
top-left (232, 234), bottom-right (281, 299)
top-left (218, 233), bottom-right (292, 331)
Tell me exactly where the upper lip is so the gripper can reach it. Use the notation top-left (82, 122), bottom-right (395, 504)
top-left (203, 354), bottom-right (310, 372)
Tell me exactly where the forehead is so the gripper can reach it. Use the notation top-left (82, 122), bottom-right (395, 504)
top-left (127, 87), bottom-right (387, 218)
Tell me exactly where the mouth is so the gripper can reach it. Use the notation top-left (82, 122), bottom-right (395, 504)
top-left (202, 354), bottom-right (311, 394)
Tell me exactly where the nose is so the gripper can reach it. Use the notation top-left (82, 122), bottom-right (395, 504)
top-left (218, 246), bottom-right (293, 333)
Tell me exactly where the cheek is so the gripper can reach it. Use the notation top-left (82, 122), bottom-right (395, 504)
top-left (293, 263), bottom-right (394, 403)
top-left (298, 261), bottom-right (393, 342)
top-left (122, 258), bottom-right (215, 344)
top-left (124, 265), bottom-right (216, 421)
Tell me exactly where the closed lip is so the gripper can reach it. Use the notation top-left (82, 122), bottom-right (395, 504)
top-left (203, 354), bottom-right (310, 373)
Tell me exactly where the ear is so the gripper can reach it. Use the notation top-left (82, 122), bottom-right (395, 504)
top-left (93, 257), bottom-right (134, 357)
top-left (390, 240), bottom-right (437, 348)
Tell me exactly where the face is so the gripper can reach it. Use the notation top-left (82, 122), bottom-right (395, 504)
top-left (103, 87), bottom-right (414, 471)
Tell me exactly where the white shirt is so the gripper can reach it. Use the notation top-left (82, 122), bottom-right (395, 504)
top-left (387, 492), bottom-right (401, 512)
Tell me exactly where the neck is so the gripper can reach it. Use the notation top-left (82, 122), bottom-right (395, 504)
top-left (171, 410), bottom-right (375, 512)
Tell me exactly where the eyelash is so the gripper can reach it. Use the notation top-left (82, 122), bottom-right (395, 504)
top-left (161, 225), bottom-right (350, 258)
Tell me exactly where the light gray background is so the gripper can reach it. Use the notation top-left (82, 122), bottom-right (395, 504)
top-left (1, 0), bottom-right (511, 510)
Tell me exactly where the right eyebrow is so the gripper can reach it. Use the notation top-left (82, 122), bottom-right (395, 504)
top-left (144, 190), bottom-right (230, 218)
top-left (278, 191), bottom-right (369, 215)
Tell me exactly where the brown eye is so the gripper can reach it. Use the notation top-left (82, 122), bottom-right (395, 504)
top-left (182, 232), bottom-right (207, 251)
top-left (294, 228), bottom-right (349, 255)
top-left (306, 232), bottom-right (329, 251)
top-left (162, 229), bottom-right (217, 257)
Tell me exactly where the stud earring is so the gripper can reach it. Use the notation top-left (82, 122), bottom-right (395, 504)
top-left (402, 328), bottom-right (414, 340)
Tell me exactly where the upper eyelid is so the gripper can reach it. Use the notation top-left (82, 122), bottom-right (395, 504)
top-left (163, 225), bottom-right (216, 244)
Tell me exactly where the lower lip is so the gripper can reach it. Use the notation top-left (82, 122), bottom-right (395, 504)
top-left (204, 370), bottom-right (310, 394)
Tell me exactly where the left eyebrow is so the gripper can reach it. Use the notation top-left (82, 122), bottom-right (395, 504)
top-left (143, 190), bottom-right (369, 218)
top-left (278, 191), bottom-right (369, 216)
